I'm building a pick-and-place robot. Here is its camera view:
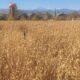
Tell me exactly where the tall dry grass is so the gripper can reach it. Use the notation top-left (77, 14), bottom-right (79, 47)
top-left (0, 21), bottom-right (80, 80)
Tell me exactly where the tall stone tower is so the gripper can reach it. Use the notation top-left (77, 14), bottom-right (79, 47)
top-left (9, 3), bottom-right (17, 18)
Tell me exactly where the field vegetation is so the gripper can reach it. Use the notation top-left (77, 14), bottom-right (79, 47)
top-left (0, 21), bottom-right (80, 80)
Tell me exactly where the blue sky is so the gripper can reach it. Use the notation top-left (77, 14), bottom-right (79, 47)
top-left (0, 0), bottom-right (80, 10)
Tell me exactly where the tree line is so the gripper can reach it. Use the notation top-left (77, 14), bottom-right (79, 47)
top-left (0, 11), bottom-right (80, 20)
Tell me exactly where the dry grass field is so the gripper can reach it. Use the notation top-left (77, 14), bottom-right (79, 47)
top-left (0, 21), bottom-right (80, 80)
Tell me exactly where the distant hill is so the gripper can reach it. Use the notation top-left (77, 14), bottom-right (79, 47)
top-left (0, 8), bottom-right (78, 15)
top-left (20, 9), bottom-right (76, 14)
top-left (0, 9), bottom-right (9, 14)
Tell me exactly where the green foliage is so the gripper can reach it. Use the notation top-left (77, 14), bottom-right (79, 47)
top-left (8, 16), bottom-right (15, 20)
top-left (0, 14), bottom-right (7, 20)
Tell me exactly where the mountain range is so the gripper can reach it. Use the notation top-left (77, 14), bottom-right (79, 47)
top-left (0, 9), bottom-right (79, 15)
